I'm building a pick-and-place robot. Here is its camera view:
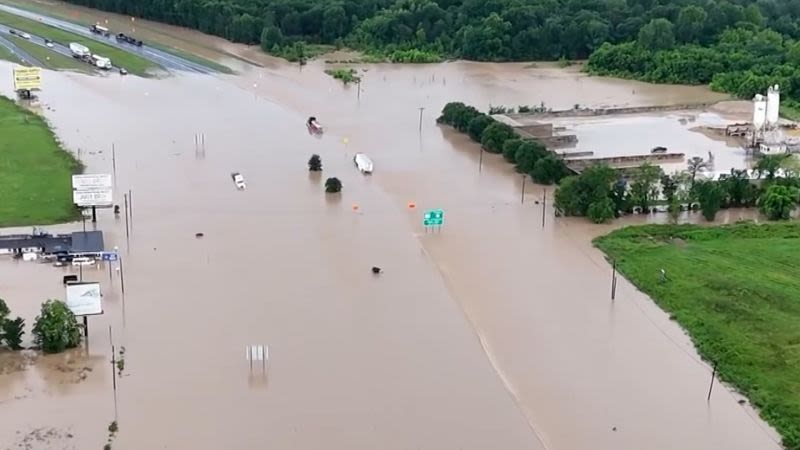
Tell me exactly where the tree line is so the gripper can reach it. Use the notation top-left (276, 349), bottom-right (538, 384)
top-left (438, 102), bottom-right (568, 184)
top-left (57, 1), bottom-right (797, 65)
top-left (555, 154), bottom-right (800, 224)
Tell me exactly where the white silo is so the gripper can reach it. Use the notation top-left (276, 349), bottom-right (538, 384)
top-left (767, 84), bottom-right (780, 126)
top-left (753, 94), bottom-right (767, 130)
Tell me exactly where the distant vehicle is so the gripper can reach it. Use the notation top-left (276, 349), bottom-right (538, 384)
top-left (306, 116), bottom-right (323, 135)
top-left (354, 153), bottom-right (373, 174)
top-left (116, 32), bottom-right (143, 47)
top-left (44, 39), bottom-right (54, 48)
top-left (71, 256), bottom-right (95, 266)
top-left (21, 32), bottom-right (31, 39)
top-left (91, 54), bottom-right (112, 70)
top-left (69, 42), bottom-right (90, 58)
top-left (119, 67), bottom-right (128, 75)
top-left (90, 24), bottom-right (110, 36)
top-left (231, 172), bottom-right (246, 190)
top-left (8, 29), bottom-right (16, 35)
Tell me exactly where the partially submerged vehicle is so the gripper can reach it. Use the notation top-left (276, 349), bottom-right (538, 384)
top-left (354, 153), bottom-right (373, 174)
top-left (306, 116), bottom-right (323, 135)
top-left (231, 172), bottom-right (246, 190)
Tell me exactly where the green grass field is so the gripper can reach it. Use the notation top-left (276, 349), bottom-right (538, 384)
top-left (6, 35), bottom-right (89, 72)
top-left (0, 41), bottom-right (21, 63)
top-left (0, 96), bottom-right (81, 227)
top-left (0, 10), bottom-right (155, 75)
top-left (595, 223), bottom-right (800, 449)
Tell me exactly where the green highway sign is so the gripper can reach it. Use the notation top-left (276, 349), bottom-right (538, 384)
top-left (423, 209), bottom-right (444, 227)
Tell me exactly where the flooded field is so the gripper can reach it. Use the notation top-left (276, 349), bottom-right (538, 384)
top-left (0, 13), bottom-right (782, 450)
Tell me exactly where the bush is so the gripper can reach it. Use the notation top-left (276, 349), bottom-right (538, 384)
top-left (32, 300), bottom-right (81, 353)
top-left (325, 177), bottom-right (342, 193)
top-left (324, 68), bottom-right (360, 84)
top-left (308, 154), bottom-right (322, 171)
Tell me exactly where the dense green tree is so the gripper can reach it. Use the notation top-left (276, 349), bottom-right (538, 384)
top-left (467, 115), bottom-right (494, 142)
top-left (502, 138), bottom-right (522, 163)
top-left (530, 155), bottom-right (566, 184)
top-left (638, 18), bottom-right (676, 51)
top-left (480, 122), bottom-right (516, 154)
top-left (629, 163), bottom-right (663, 213)
top-left (514, 141), bottom-right (547, 174)
top-left (695, 180), bottom-right (726, 221)
top-left (759, 184), bottom-right (799, 220)
top-left (676, 6), bottom-right (708, 44)
top-left (554, 165), bottom-right (616, 217)
top-left (587, 197), bottom-right (615, 223)
top-left (32, 300), bottom-right (81, 354)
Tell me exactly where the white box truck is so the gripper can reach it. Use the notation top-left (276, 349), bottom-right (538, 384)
top-left (69, 42), bottom-right (90, 59)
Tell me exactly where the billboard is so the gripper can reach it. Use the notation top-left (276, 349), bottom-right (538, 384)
top-left (65, 282), bottom-right (103, 316)
top-left (72, 174), bottom-right (113, 207)
top-left (13, 66), bottom-right (42, 90)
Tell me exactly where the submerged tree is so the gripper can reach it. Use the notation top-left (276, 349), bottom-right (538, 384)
top-left (695, 181), bottom-right (726, 221)
top-left (686, 156), bottom-right (709, 189)
top-left (325, 177), bottom-right (343, 193)
top-left (3, 317), bottom-right (24, 350)
top-left (308, 154), bottom-right (323, 171)
top-left (32, 300), bottom-right (81, 354)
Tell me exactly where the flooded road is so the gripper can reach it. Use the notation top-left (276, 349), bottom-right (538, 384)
top-left (0, 22), bottom-right (781, 450)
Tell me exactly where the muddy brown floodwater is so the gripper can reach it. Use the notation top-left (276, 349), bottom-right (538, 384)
top-left (0, 16), bottom-right (782, 450)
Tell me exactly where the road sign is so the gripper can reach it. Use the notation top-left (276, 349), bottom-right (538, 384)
top-left (100, 252), bottom-right (118, 262)
top-left (72, 174), bottom-right (113, 207)
top-left (13, 66), bottom-right (41, 90)
top-left (423, 209), bottom-right (444, 227)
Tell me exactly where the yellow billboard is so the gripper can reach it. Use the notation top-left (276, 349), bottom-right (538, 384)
top-left (13, 66), bottom-right (42, 90)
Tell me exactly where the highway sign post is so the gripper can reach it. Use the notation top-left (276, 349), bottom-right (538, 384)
top-left (423, 208), bottom-right (444, 232)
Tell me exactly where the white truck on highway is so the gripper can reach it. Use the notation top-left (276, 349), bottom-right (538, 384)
top-left (91, 54), bottom-right (112, 70)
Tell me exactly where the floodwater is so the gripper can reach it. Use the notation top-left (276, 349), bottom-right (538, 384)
top-left (0, 13), bottom-right (782, 450)
top-left (553, 111), bottom-right (751, 174)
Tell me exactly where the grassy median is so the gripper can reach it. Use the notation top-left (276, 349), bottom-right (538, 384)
top-left (0, 96), bottom-right (81, 226)
top-left (595, 222), bottom-right (800, 449)
top-left (6, 34), bottom-right (89, 72)
top-left (0, 9), bottom-right (156, 75)
top-left (0, 40), bottom-right (21, 63)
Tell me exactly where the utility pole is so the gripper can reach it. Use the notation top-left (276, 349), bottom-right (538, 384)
top-left (521, 174), bottom-right (527, 204)
top-left (541, 189), bottom-right (547, 228)
top-left (707, 362), bottom-right (718, 402)
top-left (479, 146), bottom-right (484, 173)
top-left (418, 107), bottom-right (424, 133)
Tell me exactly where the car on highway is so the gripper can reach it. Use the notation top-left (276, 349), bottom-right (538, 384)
top-left (21, 32), bottom-right (30, 39)
top-left (44, 39), bottom-right (54, 48)
top-left (231, 172), bottom-right (246, 190)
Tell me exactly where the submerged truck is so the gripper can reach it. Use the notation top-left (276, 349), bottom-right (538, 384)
top-left (69, 42), bottom-right (90, 59)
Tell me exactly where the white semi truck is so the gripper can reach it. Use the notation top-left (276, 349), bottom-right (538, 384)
top-left (91, 54), bottom-right (112, 70)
